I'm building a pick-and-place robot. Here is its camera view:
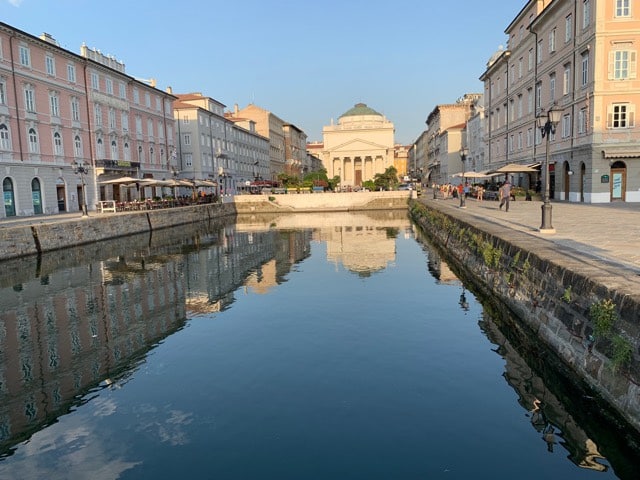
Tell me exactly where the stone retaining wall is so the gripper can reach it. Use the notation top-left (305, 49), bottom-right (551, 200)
top-left (0, 203), bottom-right (236, 261)
top-left (409, 200), bottom-right (640, 434)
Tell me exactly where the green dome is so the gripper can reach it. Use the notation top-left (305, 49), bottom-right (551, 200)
top-left (340, 103), bottom-right (382, 118)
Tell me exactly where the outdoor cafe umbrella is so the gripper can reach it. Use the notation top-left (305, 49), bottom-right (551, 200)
top-left (487, 163), bottom-right (539, 174)
top-left (98, 176), bottom-right (140, 185)
top-left (452, 171), bottom-right (490, 179)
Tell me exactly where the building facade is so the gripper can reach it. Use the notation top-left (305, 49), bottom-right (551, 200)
top-left (0, 23), bottom-right (176, 216)
top-left (481, 0), bottom-right (640, 203)
top-left (320, 103), bottom-right (395, 187)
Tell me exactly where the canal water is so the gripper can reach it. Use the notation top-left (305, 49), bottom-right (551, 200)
top-left (0, 211), bottom-right (638, 480)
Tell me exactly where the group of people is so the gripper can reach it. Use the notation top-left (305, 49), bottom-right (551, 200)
top-left (432, 181), bottom-right (513, 211)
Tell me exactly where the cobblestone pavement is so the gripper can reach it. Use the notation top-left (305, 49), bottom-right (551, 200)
top-left (420, 191), bottom-right (640, 276)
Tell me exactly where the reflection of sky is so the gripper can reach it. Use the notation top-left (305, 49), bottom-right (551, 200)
top-left (0, 390), bottom-right (196, 480)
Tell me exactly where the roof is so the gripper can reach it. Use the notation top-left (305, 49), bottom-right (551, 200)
top-left (339, 103), bottom-right (382, 118)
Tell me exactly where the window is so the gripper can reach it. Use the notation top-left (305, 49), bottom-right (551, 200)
top-left (565, 14), bottom-right (572, 43)
top-left (109, 108), bottom-right (116, 129)
top-left (184, 133), bottom-right (191, 145)
top-left (158, 121), bottom-right (164, 139)
top-left (527, 88), bottom-right (533, 113)
top-left (578, 108), bottom-right (588, 133)
top-left (71, 97), bottom-right (80, 122)
top-left (537, 40), bottom-right (543, 64)
top-left (53, 131), bottom-right (63, 155)
top-left (91, 72), bottom-right (99, 90)
top-left (24, 86), bottom-right (35, 112)
top-left (156, 97), bottom-right (161, 111)
top-left (549, 73), bottom-right (556, 103)
top-left (583, 0), bottom-right (591, 29)
top-left (135, 115), bottom-right (142, 134)
top-left (526, 128), bottom-right (533, 147)
top-left (67, 63), bottom-right (76, 83)
top-left (182, 115), bottom-right (190, 125)
top-left (615, 0), bottom-right (631, 17)
top-left (111, 140), bottom-right (118, 159)
top-left (581, 51), bottom-right (589, 86)
top-left (149, 146), bottom-right (154, 163)
top-left (0, 124), bottom-right (10, 150)
top-left (119, 82), bottom-right (126, 99)
top-left (549, 29), bottom-right (556, 53)
top-left (562, 114), bottom-right (571, 138)
top-left (509, 99), bottom-right (515, 122)
top-left (518, 58), bottom-right (523, 79)
top-left (45, 55), bottom-right (55, 76)
top-left (609, 50), bottom-right (637, 80)
top-left (517, 132), bottom-right (523, 150)
top-left (94, 104), bottom-right (102, 126)
top-left (517, 95), bottom-right (523, 118)
top-left (121, 112), bottom-right (129, 132)
top-left (137, 145), bottom-right (143, 162)
top-left (19, 45), bottom-right (30, 67)
top-left (147, 118), bottom-right (154, 138)
top-left (74, 135), bottom-right (82, 157)
top-left (535, 82), bottom-right (542, 111)
top-left (28, 127), bottom-right (38, 153)
top-left (144, 92), bottom-right (151, 108)
top-left (607, 103), bottom-right (635, 128)
top-left (105, 78), bottom-right (113, 95)
top-left (49, 92), bottom-right (60, 117)
top-left (123, 142), bottom-right (130, 161)
top-left (0, 78), bottom-right (6, 104)
top-left (133, 88), bottom-right (139, 104)
top-left (528, 48), bottom-right (534, 71)
top-left (97, 138), bottom-right (104, 158)
top-left (563, 64), bottom-right (572, 95)
top-left (184, 153), bottom-right (193, 167)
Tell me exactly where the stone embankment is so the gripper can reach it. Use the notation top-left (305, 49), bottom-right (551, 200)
top-left (0, 191), bottom-right (411, 261)
top-left (409, 199), bottom-right (640, 435)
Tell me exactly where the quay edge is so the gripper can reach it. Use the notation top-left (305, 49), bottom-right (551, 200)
top-left (409, 199), bottom-right (640, 437)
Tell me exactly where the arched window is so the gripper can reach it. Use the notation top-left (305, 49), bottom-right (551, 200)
top-left (31, 177), bottom-right (42, 214)
top-left (74, 135), bottom-right (82, 157)
top-left (96, 137), bottom-right (104, 158)
top-left (111, 140), bottom-right (118, 159)
top-left (53, 132), bottom-right (63, 155)
top-left (28, 127), bottom-right (39, 153)
top-left (3, 177), bottom-right (15, 216)
top-left (124, 142), bottom-right (130, 161)
top-left (138, 145), bottom-right (143, 163)
top-left (149, 146), bottom-right (154, 164)
top-left (0, 124), bottom-right (10, 150)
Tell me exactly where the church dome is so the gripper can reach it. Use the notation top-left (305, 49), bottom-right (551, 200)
top-left (339, 103), bottom-right (382, 118)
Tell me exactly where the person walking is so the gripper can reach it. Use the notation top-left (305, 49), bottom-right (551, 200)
top-left (499, 181), bottom-right (512, 212)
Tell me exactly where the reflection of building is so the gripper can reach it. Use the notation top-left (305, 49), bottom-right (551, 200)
top-left (0, 258), bottom-right (186, 452)
top-left (480, 313), bottom-right (609, 472)
top-left (320, 103), bottom-right (395, 188)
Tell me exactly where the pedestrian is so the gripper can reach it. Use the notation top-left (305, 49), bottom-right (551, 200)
top-left (499, 181), bottom-right (512, 211)
top-left (477, 185), bottom-right (484, 202)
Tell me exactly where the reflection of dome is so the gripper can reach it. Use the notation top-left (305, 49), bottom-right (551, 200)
top-left (339, 103), bottom-right (382, 118)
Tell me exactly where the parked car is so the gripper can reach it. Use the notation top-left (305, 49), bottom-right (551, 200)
top-left (398, 183), bottom-right (413, 191)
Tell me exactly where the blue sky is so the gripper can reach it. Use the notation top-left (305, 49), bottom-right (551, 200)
top-left (2, 0), bottom-right (519, 144)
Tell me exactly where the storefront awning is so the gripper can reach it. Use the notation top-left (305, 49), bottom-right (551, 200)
top-left (602, 150), bottom-right (639, 159)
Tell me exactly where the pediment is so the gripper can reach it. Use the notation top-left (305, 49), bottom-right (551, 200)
top-left (329, 138), bottom-right (389, 153)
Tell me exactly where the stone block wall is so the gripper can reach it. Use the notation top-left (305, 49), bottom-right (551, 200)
top-left (409, 200), bottom-right (640, 435)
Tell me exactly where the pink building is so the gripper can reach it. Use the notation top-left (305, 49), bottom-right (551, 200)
top-left (0, 23), bottom-right (176, 217)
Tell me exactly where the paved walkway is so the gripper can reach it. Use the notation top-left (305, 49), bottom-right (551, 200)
top-left (420, 191), bottom-right (640, 276)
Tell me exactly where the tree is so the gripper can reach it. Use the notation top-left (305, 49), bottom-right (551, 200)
top-left (373, 166), bottom-right (399, 191)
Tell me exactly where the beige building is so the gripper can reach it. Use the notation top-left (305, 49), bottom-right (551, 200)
top-left (229, 104), bottom-right (286, 182)
top-left (480, 0), bottom-right (640, 202)
top-left (425, 95), bottom-right (481, 185)
top-left (320, 103), bottom-right (395, 187)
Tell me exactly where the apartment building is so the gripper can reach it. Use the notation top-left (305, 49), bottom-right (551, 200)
top-left (481, 0), bottom-right (640, 203)
top-left (228, 104), bottom-right (287, 182)
top-left (0, 23), bottom-right (176, 217)
top-left (173, 93), bottom-right (270, 195)
top-left (283, 123), bottom-right (308, 178)
top-left (425, 95), bottom-right (481, 185)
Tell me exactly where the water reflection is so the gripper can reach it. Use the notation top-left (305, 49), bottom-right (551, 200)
top-left (0, 212), bottom-right (638, 478)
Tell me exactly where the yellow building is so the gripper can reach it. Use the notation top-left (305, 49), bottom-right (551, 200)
top-left (480, 0), bottom-right (640, 203)
top-left (320, 103), bottom-right (395, 187)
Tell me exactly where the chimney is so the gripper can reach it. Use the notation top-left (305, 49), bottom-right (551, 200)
top-left (166, 86), bottom-right (173, 94)
top-left (234, 104), bottom-right (239, 114)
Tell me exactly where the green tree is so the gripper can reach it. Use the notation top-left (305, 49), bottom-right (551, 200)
top-left (373, 166), bottom-right (399, 191)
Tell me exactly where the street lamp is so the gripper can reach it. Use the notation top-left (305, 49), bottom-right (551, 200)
top-left (459, 147), bottom-right (469, 208)
top-left (73, 161), bottom-right (89, 216)
top-left (536, 107), bottom-right (562, 233)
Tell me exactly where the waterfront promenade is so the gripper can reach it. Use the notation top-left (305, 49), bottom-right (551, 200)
top-left (419, 192), bottom-right (640, 282)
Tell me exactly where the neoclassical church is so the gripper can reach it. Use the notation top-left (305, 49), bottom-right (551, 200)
top-left (320, 103), bottom-right (395, 188)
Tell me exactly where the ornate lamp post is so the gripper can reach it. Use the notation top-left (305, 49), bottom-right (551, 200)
top-left (536, 107), bottom-right (562, 233)
top-left (459, 147), bottom-right (469, 208)
top-left (73, 161), bottom-right (89, 216)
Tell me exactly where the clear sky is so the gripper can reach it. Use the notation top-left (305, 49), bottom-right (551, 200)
top-left (2, 0), bottom-right (520, 144)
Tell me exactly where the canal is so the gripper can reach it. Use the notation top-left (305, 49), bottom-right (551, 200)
top-left (0, 211), bottom-right (638, 479)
